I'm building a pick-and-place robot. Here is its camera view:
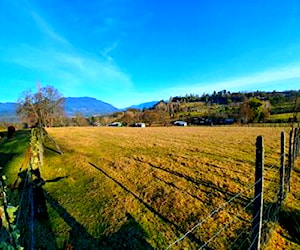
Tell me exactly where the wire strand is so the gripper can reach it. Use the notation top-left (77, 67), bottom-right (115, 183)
top-left (247, 232), bottom-right (259, 250)
top-left (166, 180), bottom-right (262, 249)
top-left (29, 183), bottom-right (35, 250)
top-left (229, 210), bottom-right (260, 249)
top-left (199, 193), bottom-right (261, 249)
top-left (16, 169), bottom-right (29, 226)
top-left (264, 153), bottom-right (284, 173)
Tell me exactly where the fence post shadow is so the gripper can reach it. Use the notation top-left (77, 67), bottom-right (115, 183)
top-left (15, 167), bottom-right (99, 249)
top-left (88, 162), bottom-right (207, 248)
top-left (44, 190), bottom-right (99, 249)
top-left (99, 212), bottom-right (153, 250)
top-left (15, 169), bottom-right (57, 249)
top-left (278, 206), bottom-right (300, 244)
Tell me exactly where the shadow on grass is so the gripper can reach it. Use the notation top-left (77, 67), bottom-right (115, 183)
top-left (279, 206), bottom-right (300, 244)
top-left (89, 162), bottom-right (207, 248)
top-left (44, 145), bottom-right (62, 155)
top-left (18, 167), bottom-right (155, 249)
top-left (240, 199), bottom-right (300, 247)
top-left (153, 174), bottom-right (206, 203)
top-left (0, 130), bottom-right (31, 168)
top-left (100, 213), bottom-right (153, 250)
top-left (224, 201), bottom-right (281, 249)
top-left (16, 168), bottom-right (98, 249)
top-left (145, 161), bottom-right (249, 207)
top-left (31, 168), bottom-right (99, 248)
top-left (16, 169), bottom-right (57, 249)
top-left (0, 152), bottom-right (18, 167)
top-left (293, 167), bottom-right (300, 174)
top-left (44, 191), bottom-right (99, 249)
top-left (0, 130), bottom-right (30, 146)
top-left (44, 166), bottom-right (155, 249)
top-left (192, 150), bottom-right (254, 167)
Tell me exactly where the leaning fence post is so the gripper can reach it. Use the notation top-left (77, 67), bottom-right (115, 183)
top-left (251, 136), bottom-right (264, 250)
top-left (279, 132), bottom-right (285, 203)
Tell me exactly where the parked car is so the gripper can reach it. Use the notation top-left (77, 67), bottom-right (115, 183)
top-left (173, 120), bottom-right (187, 126)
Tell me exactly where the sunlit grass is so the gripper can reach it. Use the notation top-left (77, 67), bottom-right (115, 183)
top-left (1, 126), bottom-right (298, 249)
top-left (38, 126), bottom-right (294, 249)
top-left (264, 157), bottom-right (300, 250)
top-left (269, 112), bottom-right (300, 121)
top-left (0, 130), bottom-right (31, 184)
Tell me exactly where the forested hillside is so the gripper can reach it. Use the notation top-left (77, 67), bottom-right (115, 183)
top-left (93, 90), bottom-right (300, 127)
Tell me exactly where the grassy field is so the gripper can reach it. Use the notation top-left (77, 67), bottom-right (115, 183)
top-left (0, 129), bottom-right (30, 179)
top-left (2, 126), bottom-right (299, 249)
top-left (268, 112), bottom-right (300, 121)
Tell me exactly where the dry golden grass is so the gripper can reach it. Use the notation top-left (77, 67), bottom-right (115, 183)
top-left (264, 157), bottom-right (300, 250)
top-left (40, 126), bottom-right (296, 249)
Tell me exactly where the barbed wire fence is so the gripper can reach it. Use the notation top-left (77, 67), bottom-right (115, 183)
top-left (2, 126), bottom-right (299, 249)
top-left (1, 127), bottom-right (57, 249)
top-left (167, 127), bottom-right (299, 249)
top-left (12, 128), bottom-right (41, 249)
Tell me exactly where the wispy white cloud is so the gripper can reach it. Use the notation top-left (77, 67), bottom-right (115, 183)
top-left (50, 51), bottom-right (132, 89)
top-left (29, 10), bottom-right (70, 46)
top-left (7, 0), bottom-right (70, 47)
top-left (0, 0), bottom-right (136, 107)
top-left (164, 65), bottom-right (300, 96)
top-left (1, 44), bottom-right (133, 98)
top-left (23, 3), bottom-right (70, 46)
top-left (0, 0), bottom-right (133, 103)
top-left (100, 41), bottom-right (119, 62)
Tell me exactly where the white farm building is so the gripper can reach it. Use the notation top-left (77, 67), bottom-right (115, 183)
top-left (173, 121), bottom-right (187, 126)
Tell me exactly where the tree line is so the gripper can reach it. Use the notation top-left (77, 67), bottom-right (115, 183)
top-left (16, 86), bottom-right (299, 128)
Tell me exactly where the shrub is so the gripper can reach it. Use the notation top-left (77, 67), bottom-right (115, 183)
top-left (7, 126), bottom-right (15, 138)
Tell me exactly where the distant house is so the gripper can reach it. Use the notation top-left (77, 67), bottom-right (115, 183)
top-left (92, 122), bottom-right (102, 127)
top-left (174, 120), bottom-right (187, 126)
top-left (107, 122), bottom-right (123, 127)
top-left (154, 100), bottom-right (168, 111)
top-left (134, 122), bottom-right (146, 127)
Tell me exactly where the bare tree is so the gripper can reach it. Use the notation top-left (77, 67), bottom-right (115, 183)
top-left (17, 86), bottom-right (65, 127)
top-left (239, 99), bottom-right (253, 124)
top-left (73, 113), bottom-right (88, 126)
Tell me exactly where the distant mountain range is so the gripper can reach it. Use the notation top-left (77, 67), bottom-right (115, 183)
top-left (0, 102), bottom-right (18, 122)
top-left (125, 101), bottom-right (158, 110)
top-left (65, 97), bottom-right (118, 117)
top-left (0, 97), bottom-right (158, 122)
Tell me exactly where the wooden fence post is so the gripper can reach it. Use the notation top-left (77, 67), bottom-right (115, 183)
top-left (295, 128), bottom-right (299, 158)
top-left (287, 130), bottom-right (293, 192)
top-left (251, 136), bottom-right (264, 250)
top-left (298, 128), bottom-right (300, 157)
top-left (293, 128), bottom-right (297, 161)
top-left (278, 132), bottom-right (285, 203)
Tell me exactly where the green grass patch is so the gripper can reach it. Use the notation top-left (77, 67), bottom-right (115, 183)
top-left (270, 102), bottom-right (295, 114)
top-left (0, 130), bottom-right (30, 182)
top-left (268, 112), bottom-right (300, 121)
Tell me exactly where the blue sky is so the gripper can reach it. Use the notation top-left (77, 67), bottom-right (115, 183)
top-left (0, 0), bottom-right (300, 108)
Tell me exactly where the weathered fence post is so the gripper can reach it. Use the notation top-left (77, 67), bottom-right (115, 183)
top-left (287, 129), bottom-right (293, 192)
top-left (298, 127), bottom-right (300, 157)
top-left (295, 128), bottom-right (299, 158)
top-left (279, 132), bottom-right (285, 203)
top-left (293, 128), bottom-right (297, 161)
top-left (251, 136), bottom-right (264, 250)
